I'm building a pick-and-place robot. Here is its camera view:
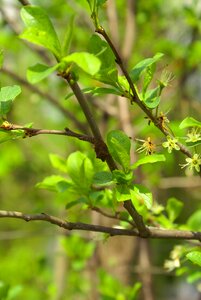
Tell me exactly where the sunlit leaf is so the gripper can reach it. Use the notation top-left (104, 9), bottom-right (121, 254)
top-left (27, 63), bottom-right (60, 83)
top-left (186, 251), bottom-right (201, 267)
top-left (166, 197), bottom-right (183, 222)
top-left (130, 53), bottom-right (164, 83)
top-left (107, 130), bottom-right (131, 172)
top-left (179, 117), bottom-right (201, 129)
top-left (62, 52), bottom-right (101, 75)
top-left (20, 6), bottom-right (61, 59)
top-left (131, 154), bottom-right (166, 169)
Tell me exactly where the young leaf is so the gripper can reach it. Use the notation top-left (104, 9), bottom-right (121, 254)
top-left (112, 170), bottom-right (133, 184)
top-left (129, 53), bottom-right (164, 83)
top-left (66, 151), bottom-right (94, 193)
top-left (130, 185), bottom-right (153, 209)
top-left (0, 50), bottom-right (3, 68)
top-left (187, 209), bottom-right (201, 231)
top-left (84, 87), bottom-right (122, 96)
top-left (142, 86), bottom-right (161, 109)
top-left (49, 153), bottom-right (67, 173)
top-left (62, 52), bottom-right (101, 75)
top-left (107, 130), bottom-right (131, 172)
top-left (131, 154), bottom-right (166, 169)
top-left (65, 197), bottom-right (87, 210)
top-left (88, 34), bottom-right (117, 85)
top-left (179, 117), bottom-right (201, 129)
top-left (96, 0), bottom-right (107, 9)
top-left (0, 129), bottom-right (24, 144)
top-left (27, 63), bottom-right (60, 84)
top-left (115, 184), bottom-right (131, 202)
top-left (142, 65), bottom-right (156, 96)
top-left (93, 171), bottom-right (114, 185)
top-left (166, 197), bottom-right (183, 222)
top-left (20, 6), bottom-right (61, 59)
top-left (36, 175), bottom-right (71, 192)
top-left (186, 251), bottom-right (201, 267)
top-left (62, 14), bottom-right (75, 56)
top-left (0, 85), bottom-right (21, 116)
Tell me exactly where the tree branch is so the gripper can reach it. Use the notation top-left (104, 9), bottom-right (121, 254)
top-left (0, 210), bottom-right (200, 241)
top-left (0, 122), bottom-right (94, 143)
top-left (59, 72), bottom-right (150, 237)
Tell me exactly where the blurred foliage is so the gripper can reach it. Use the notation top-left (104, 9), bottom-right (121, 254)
top-left (0, 0), bottom-right (200, 299)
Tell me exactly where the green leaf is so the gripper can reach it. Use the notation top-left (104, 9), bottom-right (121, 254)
top-left (84, 87), bottom-right (122, 96)
top-left (155, 214), bottom-right (174, 228)
top-left (115, 184), bottom-right (131, 202)
top-left (96, 0), bottom-right (107, 9)
top-left (130, 53), bottom-right (164, 83)
top-left (0, 129), bottom-right (24, 143)
top-left (0, 86), bottom-right (21, 101)
top-left (66, 151), bottom-right (94, 193)
top-left (142, 65), bottom-right (156, 96)
top-left (20, 6), bottom-right (61, 59)
top-left (130, 185), bottom-right (153, 209)
top-left (27, 63), bottom-right (60, 84)
top-left (112, 170), bottom-right (133, 184)
top-left (62, 52), bottom-right (101, 75)
top-left (65, 197), bottom-right (87, 210)
top-left (0, 281), bottom-right (9, 299)
top-left (0, 50), bottom-right (3, 68)
top-left (186, 140), bottom-right (201, 147)
top-left (7, 285), bottom-right (23, 299)
top-left (118, 75), bottom-right (130, 92)
top-left (0, 85), bottom-right (21, 116)
top-left (187, 209), bottom-right (201, 231)
top-left (93, 171), bottom-right (114, 185)
top-left (179, 117), bottom-right (201, 129)
top-left (49, 153), bottom-right (67, 173)
top-left (166, 197), bottom-right (183, 222)
top-left (131, 154), bottom-right (166, 169)
top-left (187, 271), bottom-right (201, 284)
top-left (186, 251), bottom-right (201, 267)
top-left (62, 14), bottom-right (75, 56)
top-left (129, 282), bottom-right (142, 300)
top-left (36, 175), bottom-right (71, 192)
top-left (107, 130), bottom-right (131, 172)
top-left (88, 34), bottom-right (117, 84)
top-left (142, 86), bottom-right (161, 109)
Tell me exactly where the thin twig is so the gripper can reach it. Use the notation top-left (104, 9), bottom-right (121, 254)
top-left (0, 123), bottom-right (94, 143)
top-left (95, 27), bottom-right (192, 159)
top-left (0, 210), bottom-right (201, 241)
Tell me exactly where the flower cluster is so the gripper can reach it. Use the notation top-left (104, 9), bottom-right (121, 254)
top-left (186, 127), bottom-right (201, 143)
top-left (162, 136), bottom-right (180, 153)
top-left (164, 246), bottom-right (182, 272)
top-left (180, 153), bottom-right (201, 173)
top-left (136, 137), bottom-right (156, 155)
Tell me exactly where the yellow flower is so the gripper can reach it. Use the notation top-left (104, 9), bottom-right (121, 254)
top-left (186, 128), bottom-right (201, 143)
top-left (162, 136), bottom-right (180, 153)
top-left (136, 137), bottom-right (156, 155)
top-left (180, 154), bottom-right (201, 173)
